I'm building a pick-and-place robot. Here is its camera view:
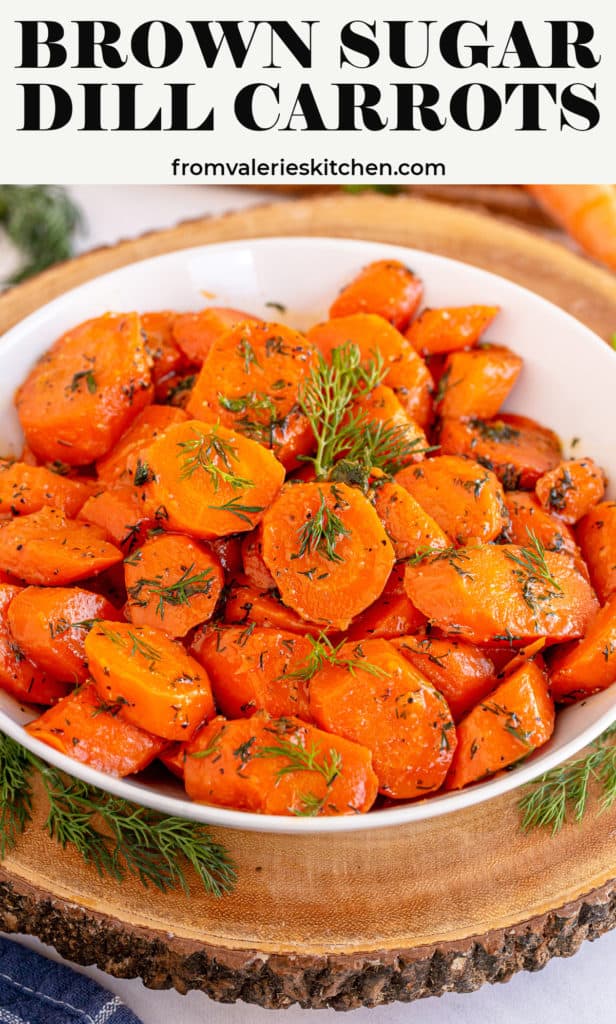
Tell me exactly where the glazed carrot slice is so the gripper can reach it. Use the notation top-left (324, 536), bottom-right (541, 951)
top-left (184, 713), bottom-right (378, 816)
top-left (26, 682), bottom-right (167, 776)
top-left (346, 562), bottom-right (426, 640)
top-left (0, 508), bottom-right (123, 585)
top-left (223, 580), bottom-right (331, 638)
top-left (186, 321), bottom-right (317, 469)
top-left (445, 660), bottom-right (554, 790)
top-left (124, 533), bottom-right (224, 637)
top-left (576, 501), bottom-right (616, 603)
top-left (261, 482), bottom-right (395, 630)
top-left (405, 305), bottom-right (499, 355)
top-left (526, 185), bottom-right (616, 272)
top-left (309, 638), bottom-right (456, 799)
top-left (241, 528), bottom-right (276, 590)
top-left (96, 405), bottom-right (187, 484)
top-left (140, 311), bottom-right (186, 392)
top-left (504, 491), bottom-right (578, 558)
top-left (396, 455), bottom-right (508, 545)
top-left (16, 313), bottom-right (153, 466)
top-left (209, 535), bottom-right (243, 578)
top-left (0, 461), bottom-right (95, 519)
top-left (439, 413), bottom-right (562, 490)
top-left (159, 743), bottom-right (186, 779)
top-left (329, 260), bottom-right (423, 331)
top-left (549, 594), bottom-right (616, 703)
top-left (7, 587), bottom-right (121, 684)
top-left (373, 480), bottom-right (450, 559)
top-left (85, 621), bottom-right (215, 741)
top-left (436, 345), bottom-right (523, 420)
top-left (144, 421), bottom-right (285, 539)
top-left (307, 313), bottom-right (433, 427)
top-left (0, 584), bottom-right (69, 705)
top-left (173, 307), bottom-right (260, 365)
top-left (191, 624), bottom-right (313, 720)
top-left (404, 542), bottom-right (599, 646)
top-left (535, 458), bottom-right (606, 525)
top-left (79, 485), bottom-right (160, 554)
top-left (391, 634), bottom-right (497, 721)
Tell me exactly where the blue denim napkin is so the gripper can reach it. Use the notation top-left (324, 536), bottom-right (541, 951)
top-left (0, 936), bottom-right (143, 1023)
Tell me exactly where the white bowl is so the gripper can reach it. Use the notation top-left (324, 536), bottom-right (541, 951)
top-left (1, 236), bottom-right (614, 834)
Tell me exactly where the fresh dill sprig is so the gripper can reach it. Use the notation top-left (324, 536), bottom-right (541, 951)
top-left (345, 420), bottom-right (436, 478)
top-left (284, 633), bottom-right (388, 683)
top-left (257, 735), bottom-right (342, 786)
top-left (298, 343), bottom-right (385, 479)
top-left (127, 564), bottom-right (214, 619)
top-left (0, 733), bottom-right (236, 895)
top-left (519, 725), bottom-right (616, 834)
top-left (218, 391), bottom-right (277, 417)
top-left (505, 529), bottom-right (563, 615)
top-left (208, 495), bottom-right (265, 526)
top-left (98, 625), bottom-right (162, 665)
top-left (407, 545), bottom-right (474, 579)
top-left (0, 186), bottom-right (81, 285)
top-left (293, 488), bottom-right (350, 563)
top-left (177, 428), bottom-right (253, 491)
top-left (291, 791), bottom-right (327, 817)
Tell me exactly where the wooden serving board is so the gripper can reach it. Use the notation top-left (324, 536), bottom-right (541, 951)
top-left (1, 194), bottom-right (616, 1011)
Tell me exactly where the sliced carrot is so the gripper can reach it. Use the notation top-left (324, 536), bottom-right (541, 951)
top-left (329, 260), bottom-right (423, 331)
top-left (186, 321), bottom-right (317, 469)
top-left (373, 480), bottom-right (450, 559)
top-left (26, 682), bottom-right (167, 776)
top-left (96, 405), bottom-right (187, 485)
top-left (526, 185), bottom-right (616, 272)
top-left (345, 562), bottom-right (427, 640)
top-left (159, 743), bottom-right (186, 779)
top-left (241, 528), bottom-right (276, 590)
top-left (184, 713), bottom-right (378, 816)
top-left (0, 584), bottom-right (69, 705)
top-left (445, 660), bottom-right (554, 790)
top-left (347, 385), bottom-right (428, 466)
top-left (404, 543), bottom-right (598, 646)
top-left (391, 634), bottom-right (497, 721)
top-left (208, 535), bottom-right (243, 578)
top-left (0, 461), bottom-right (95, 519)
top-left (436, 345), bottom-right (522, 419)
top-left (535, 458), bottom-right (606, 525)
top-left (16, 313), bottom-right (153, 466)
top-left (549, 594), bottom-right (616, 702)
top-left (124, 533), bottom-right (223, 637)
top-left (7, 587), bottom-right (121, 684)
top-left (576, 501), bottom-right (616, 603)
top-left (85, 621), bottom-right (215, 741)
top-left (140, 312), bottom-right (186, 393)
top-left (396, 455), bottom-right (507, 545)
top-left (0, 507), bottom-right (123, 585)
top-left (309, 638), bottom-right (455, 799)
top-left (173, 307), bottom-right (261, 365)
top-left (504, 491), bottom-right (578, 558)
top-left (405, 305), bottom-right (499, 355)
top-left (79, 485), bottom-right (159, 554)
top-left (144, 420), bottom-right (285, 539)
top-left (307, 313), bottom-right (433, 427)
top-left (223, 580), bottom-right (331, 638)
top-left (261, 482), bottom-right (395, 630)
top-left (191, 624), bottom-right (313, 720)
top-left (439, 413), bottom-right (562, 490)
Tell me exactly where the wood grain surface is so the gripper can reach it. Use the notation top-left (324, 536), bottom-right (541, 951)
top-left (1, 193), bottom-right (616, 1009)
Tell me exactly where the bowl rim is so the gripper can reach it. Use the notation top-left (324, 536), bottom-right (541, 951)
top-left (1, 233), bottom-right (615, 835)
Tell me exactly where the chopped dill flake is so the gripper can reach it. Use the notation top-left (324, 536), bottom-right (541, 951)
top-left (208, 495), bottom-right (265, 525)
top-left (283, 633), bottom-right (387, 683)
top-left (257, 735), bottom-right (342, 786)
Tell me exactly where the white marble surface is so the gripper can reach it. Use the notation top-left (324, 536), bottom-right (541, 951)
top-left (2, 185), bottom-right (615, 1024)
